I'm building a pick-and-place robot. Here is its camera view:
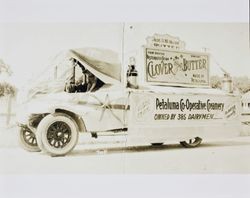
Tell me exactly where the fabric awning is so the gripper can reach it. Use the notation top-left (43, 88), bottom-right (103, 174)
top-left (68, 48), bottom-right (121, 85)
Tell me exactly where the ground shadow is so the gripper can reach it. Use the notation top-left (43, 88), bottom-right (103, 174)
top-left (200, 140), bottom-right (250, 148)
top-left (66, 138), bottom-right (250, 157)
top-left (69, 143), bottom-right (180, 157)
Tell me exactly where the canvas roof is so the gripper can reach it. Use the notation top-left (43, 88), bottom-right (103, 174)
top-left (68, 48), bottom-right (121, 84)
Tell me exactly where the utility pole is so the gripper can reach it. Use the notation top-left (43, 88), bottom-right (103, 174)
top-left (121, 23), bottom-right (125, 85)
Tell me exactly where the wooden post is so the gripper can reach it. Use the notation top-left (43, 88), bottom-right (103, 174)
top-left (6, 95), bottom-right (11, 126)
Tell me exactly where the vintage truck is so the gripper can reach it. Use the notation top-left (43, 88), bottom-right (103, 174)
top-left (17, 48), bottom-right (241, 156)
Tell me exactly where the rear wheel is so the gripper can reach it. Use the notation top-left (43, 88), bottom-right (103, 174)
top-left (36, 113), bottom-right (79, 156)
top-left (180, 137), bottom-right (202, 148)
top-left (19, 126), bottom-right (41, 152)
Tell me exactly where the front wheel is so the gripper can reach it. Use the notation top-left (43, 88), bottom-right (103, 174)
top-left (36, 113), bottom-right (79, 156)
top-left (180, 137), bottom-right (202, 148)
top-left (18, 126), bottom-right (41, 152)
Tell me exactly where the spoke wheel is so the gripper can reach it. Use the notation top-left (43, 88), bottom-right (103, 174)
top-left (180, 137), bottom-right (202, 148)
top-left (47, 121), bottom-right (72, 149)
top-left (19, 126), bottom-right (41, 152)
top-left (36, 113), bottom-right (79, 156)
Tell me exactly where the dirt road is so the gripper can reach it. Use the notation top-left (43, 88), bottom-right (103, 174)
top-left (0, 133), bottom-right (250, 174)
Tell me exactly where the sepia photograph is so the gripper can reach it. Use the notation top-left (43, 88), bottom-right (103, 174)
top-left (0, 22), bottom-right (249, 174)
top-left (0, 0), bottom-right (249, 198)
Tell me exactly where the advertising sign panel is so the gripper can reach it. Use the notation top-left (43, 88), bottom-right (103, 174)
top-left (129, 92), bottom-right (240, 127)
top-left (146, 33), bottom-right (186, 50)
top-left (145, 47), bottom-right (209, 87)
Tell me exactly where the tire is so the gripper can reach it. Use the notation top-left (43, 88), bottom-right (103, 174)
top-left (18, 126), bottom-right (41, 152)
top-left (180, 137), bottom-right (202, 148)
top-left (36, 113), bottom-right (79, 156)
top-left (151, 143), bottom-right (164, 146)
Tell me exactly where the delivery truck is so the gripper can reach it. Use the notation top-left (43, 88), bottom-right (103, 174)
top-left (17, 40), bottom-right (241, 156)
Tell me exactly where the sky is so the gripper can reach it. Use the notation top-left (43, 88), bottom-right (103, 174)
top-left (0, 23), bottom-right (124, 87)
top-left (0, 22), bottom-right (249, 88)
top-left (124, 23), bottom-right (249, 76)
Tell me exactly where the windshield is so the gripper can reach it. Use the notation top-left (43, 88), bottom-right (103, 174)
top-left (34, 51), bottom-right (72, 83)
top-left (26, 53), bottom-right (73, 98)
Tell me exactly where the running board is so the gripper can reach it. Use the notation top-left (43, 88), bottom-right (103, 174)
top-left (91, 131), bottom-right (127, 138)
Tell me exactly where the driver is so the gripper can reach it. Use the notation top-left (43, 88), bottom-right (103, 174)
top-left (65, 58), bottom-right (101, 93)
top-left (84, 70), bottom-right (97, 92)
top-left (75, 69), bottom-right (97, 92)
